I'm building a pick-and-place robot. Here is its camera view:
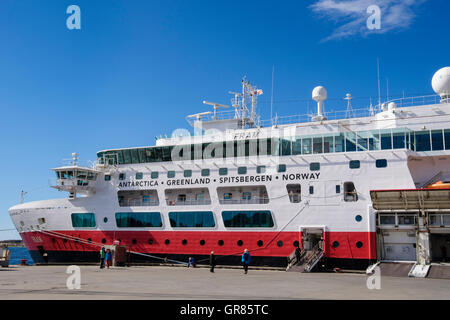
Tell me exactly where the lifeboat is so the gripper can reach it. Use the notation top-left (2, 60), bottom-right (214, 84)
top-left (426, 180), bottom-right (450, 189)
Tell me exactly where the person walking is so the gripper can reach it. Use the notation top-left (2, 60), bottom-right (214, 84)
top-left (209, 251), bottom-right (216, 273)
top-left (105, 249), bottom-right (112, 269)
top-left (188, 257), bottom-right (195, 268)
top-left (242, 249), bottom-right (251, 274)
top-left (99, 247), bottom-right (106, 269)
top-left (295, 245), bottom-right (302, 264)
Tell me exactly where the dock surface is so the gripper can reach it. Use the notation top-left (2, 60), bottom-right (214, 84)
top-left (1, 265), bottom-right (449, 300)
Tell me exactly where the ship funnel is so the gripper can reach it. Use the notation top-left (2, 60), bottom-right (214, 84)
top-left (312, 86), bottom-right (328, 121)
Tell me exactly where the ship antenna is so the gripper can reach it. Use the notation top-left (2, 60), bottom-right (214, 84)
top-left (271, 66), bottom-right (275, 126)
top-left (344, 93), bottom-right (353, 119)
top-left (377, 58), bottom-right (381, 109)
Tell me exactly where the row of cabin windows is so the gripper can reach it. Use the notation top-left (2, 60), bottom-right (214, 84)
top-left (97, 129), bottom-right (450, 165)
top-left (104, 159), bottom-right (388, 181)
top-left (71, 211), bottom-right (274, 228)
top-left (286, 182), bottom-right (357, 202)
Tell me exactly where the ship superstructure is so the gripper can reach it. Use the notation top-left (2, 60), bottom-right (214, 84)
top-left (8, 68), bottom-right (450, 270)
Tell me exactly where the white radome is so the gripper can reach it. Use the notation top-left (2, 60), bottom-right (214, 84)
top-left (312, 86), bottom-right (327, 102)
top-left (432, 67), bottom-right (450, 97)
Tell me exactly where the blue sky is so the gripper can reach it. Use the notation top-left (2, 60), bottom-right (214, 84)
top-left (0, 0), bottom-right (449, 240)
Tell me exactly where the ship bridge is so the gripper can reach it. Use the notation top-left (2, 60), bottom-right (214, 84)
top-left (51, 153), bottom-right (100, 198)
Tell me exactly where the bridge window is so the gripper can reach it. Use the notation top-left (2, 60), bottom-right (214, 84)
top-left (445, 130), bottom-right (450, 150)
top-left (115, 212), bottom-right (162, 228)
top-left (71, 213), bottom-right (96, 228)
top-left (431, 130), bottom-right (444, 151)
top-left (168, 211), bottom-right (215, 228)
top-left (380, 130), bottom-right (392, 150)
top-left (222, 210), bottom-right (274, 228)
top-left (376, 159), bottom-right (388, 168)
top-left (392, 129), bottom-right (406, 149)
top-left (313, 137), bottom-right (323, 154)
top-left (415, 131), bottom-right (431, 151)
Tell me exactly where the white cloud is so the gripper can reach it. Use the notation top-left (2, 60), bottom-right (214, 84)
top-left (309, 0), bottom-right (427, 42)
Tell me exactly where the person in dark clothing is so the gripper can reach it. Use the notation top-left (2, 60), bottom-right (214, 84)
top-left (295, 245), bottom-right (302, 264)
top-left (188, 257), bottom-right (195, 268)
top-left (242, 249), bottom-right (251, 274)
top-left (209, 251), bottom-right (216, 273)
top-left (99, 247), bottom-right (106, 269)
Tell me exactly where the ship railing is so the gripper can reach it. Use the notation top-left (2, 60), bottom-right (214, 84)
top-left (166, 199), bottom-right (212, 206)
top-left (119, 199), bottom-right (160, 207)
top-left (385, 94), bottom-right (442, 108)
top-left (219, 197), bottom-right (270, 205)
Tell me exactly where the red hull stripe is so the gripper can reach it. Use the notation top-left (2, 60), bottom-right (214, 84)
top-left (21, 230), bottom-right (376, 260)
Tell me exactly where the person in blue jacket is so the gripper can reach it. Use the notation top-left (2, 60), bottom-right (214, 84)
top-left (105, 249), bottom-right (113, 269)
top-left (241, 249), bottom-right (251, 274)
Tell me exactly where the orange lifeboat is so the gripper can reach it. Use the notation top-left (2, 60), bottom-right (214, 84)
top-left (426, 180), bottom-right (450, 189)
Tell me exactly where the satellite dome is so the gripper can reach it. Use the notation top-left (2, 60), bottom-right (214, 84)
top-left (312, 86), bottom-right (327, 102)
top-left (432, 67), bottom-right (450, 97)
top-left (388, 102), bottom-right (397, 111)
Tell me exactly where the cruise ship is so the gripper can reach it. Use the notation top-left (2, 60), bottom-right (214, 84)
top-left (8, 67), bottom-right (450, 271)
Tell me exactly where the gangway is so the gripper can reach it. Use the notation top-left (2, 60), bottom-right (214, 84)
top-left (286, 243), bottom-right (324, 273)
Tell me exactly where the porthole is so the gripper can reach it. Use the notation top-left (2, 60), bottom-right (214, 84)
top-left (293, 240), bottom-right (299, 247)
top-left (51, 238), bottom-right (56, 243)
top-left (148, 238), bottom-right (153, 245)
top-left (355, 215), bottom-right (362, 222)
top-left (63, 238), bottom-right (68, 243)
top-left (356, 241), bottom-right (363, 248)
top-left (132, 238), bottom-right (137, 245)
top-left (332, 241), bottom-right (340, 248)
top-left (101, 238), bottom-right (106, 244)
top-left (218, 240), bottom-right (224, 246)
top-left (200, 239), bottom-right (206, 246)
top-left (237, 240), bottom-right (244, 246)
top-left (277, 241), bottom-right (283, 247)
top-left (257, 240), bottom-right (263, 247)
top-left (87, 238), bottom-right (92, 243)
top-left (165, 239), bottom-right (170, 245)
top-left (103, 217), bottom-right (108, 223)
top-left (182, 239), bottom-right (188, 246)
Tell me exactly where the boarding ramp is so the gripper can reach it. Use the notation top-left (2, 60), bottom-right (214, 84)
top-left (286, 243), bottom-right (324, 273)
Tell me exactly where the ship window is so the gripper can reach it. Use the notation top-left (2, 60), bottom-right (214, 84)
top-left (344, 182), bottom-right (358, 202)
top-left (292, 138), bottom-right (302, 155)
top-left (177, 194), bottom-right (186, 203)
top-left (415, 131), bottom-right (431, 151)
top-left (238, 167), bottom-right (247, 175)
top-left (309, 186), bottom-right (314, 194)
top-left (287, 184), bottom-right (301, 203)
top-left (392, 129), bottom-right (406, 149)
top-left (323, 135), bottom-right (334, 153)
top-left (201, 169), bottom-right (210, 177)
top-left (87, 172), bottom-right (97, 180)
top-left (336, 185), bottom-right (341, 193)
top-left (224, 193), bottom-right (232, 200)
top-left (242, 192), bottom-right (252, 200)
top-left (257, 166), bottom-right (266, 174)
top-left (349, 160), bottom-right (360, 169)
top-left (136, 172), bottom-right (143, 180)
top-left (277, 164), bottom-right (286, 172)
top-left (168, 171), bottom-right (175, 178)
top-left (219, 168), bottom-right (228, 176)
top-left (184, 170), bottom-right (192, 177)
top-left (380, 214), bottom-right (396, 225)
top-left (280, 139), bottom-right (292, 156)
top-left (345, 132), bottom-right (357, 152)
top-left (119, 173), bottom-right (126, 180)
top-left (380, 130), bottom-right (392, 150)
top-left (151, 172), bottom-right (159, 179)
top-left (313, 137), bottom-right (323, 154)
top-left (310, 163), bottom-right (320, 171)
top-left (222, 210), bottom-right (274, 228)
top-left (168, 211), bottom-right (215, 228)
top-left (71, 213), bottom-right (96, 228)
top-left (115, 212), bottom-right (162, 228)
top-left (431, 130), bottom-right (444, 151)
top-left (302, 137), bottom-right (312, 154)
top-left (445, 130), bottom-right (450, 150)
top-left (104, 175), bottom-right (111, 181)
top-left (375, 159), bottom-right (387, 168)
